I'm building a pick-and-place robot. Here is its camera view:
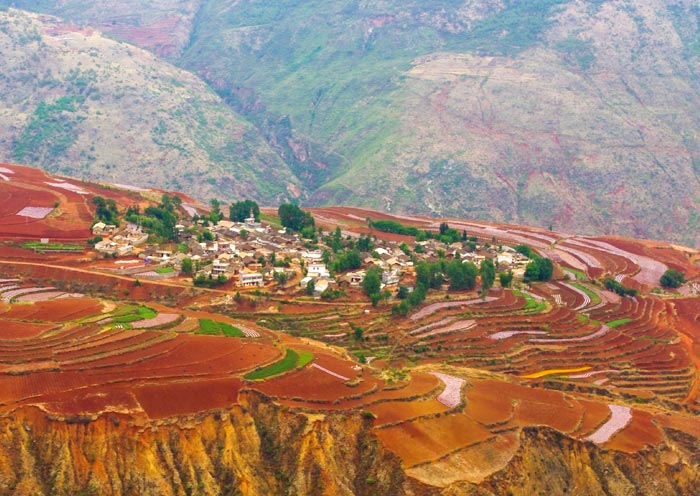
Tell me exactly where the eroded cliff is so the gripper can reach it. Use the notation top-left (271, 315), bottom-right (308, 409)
top-left (0, 392), bottom-right (405, 496)
top-left (2, 393), bottom-right (699, 496)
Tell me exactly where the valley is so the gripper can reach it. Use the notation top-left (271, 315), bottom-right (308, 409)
top-left (3, 1), bottom-right (700, 244)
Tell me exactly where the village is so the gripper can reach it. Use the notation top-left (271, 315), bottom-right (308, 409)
top-left (89, 205), bottom-right (534, 299)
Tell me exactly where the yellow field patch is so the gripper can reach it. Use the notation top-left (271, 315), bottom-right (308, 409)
top-left (520, 367), bottom-right (591, 379)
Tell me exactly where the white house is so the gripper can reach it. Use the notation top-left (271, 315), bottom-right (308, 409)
top-left (307, 263), bottom-right (330, 279)
top-left (212, 259), bottom-right (231, 275)
top-left (238, 271), bottom-right (264, 287)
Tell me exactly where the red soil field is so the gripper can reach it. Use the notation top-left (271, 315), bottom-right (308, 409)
top-left (0, 332), bottom-right (280, 417)
top-left (464, 380), bottom-right (516, 426)
top-left (368, 398), bottom-right (449, 426)
top-left (0, 262), bottom-right (188, 302)
top-left (374, 413), bottom-right (494, 467)
top-left (604, 410), bottom-right (663, 452)
top-left (252, 364), bottom-right (377, 403)
top-left (1, 298), bottom-right (103, 322)
top-left (34, 387), bottom-right (143, 418)
top-left (572, 399), bottom-right (618, 438)
top-left (134, 377), bottom-right (244, 419)
top-left (602, 236), bottom-right (700, 278)
top-left (0, 321), bottom-right (56, 339)
top-left (512, 397), bottom-right (583, 433)
top-left (0, 163), bottom-right (204, 242)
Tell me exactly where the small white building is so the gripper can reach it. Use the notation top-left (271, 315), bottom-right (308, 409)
top-left (346, 271), bottom-right (365, 285)
top-left (382, 269), bottom-right (400, 286)
top-left (212, 260), bottom-right (230, 275)
top-left (238, 271), bottom-right (264, 287)
top-left (155, 250), bottom-right (172, 260)
top-left (307, 263), bottom-right (330, 279)
top-left (299, 275), bottom-right (313, 288)
top-left (302, 250), bottom-right (323, 262)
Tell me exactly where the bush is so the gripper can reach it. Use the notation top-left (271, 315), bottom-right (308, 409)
top-left (230, 200), bottom-right (260, 222)
top-left (524, 257), bottom-right (553, 282)
top-left (499, 271), bottom-right (514, 288)
top-left (320, 287), bottom-right (343, 300)
top-left (278, 203), bottom-right (315, 231)
top-left (660, 269), bottom-right (684, 288)
top-left (603, 278), bottom-right (638, 297)
top-left (193, 273), bottom-right (228, 288)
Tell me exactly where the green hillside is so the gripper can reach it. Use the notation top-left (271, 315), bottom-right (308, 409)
top-left (181, 0), bottom-right (700, 244)
top-left (0, 8), bottom-right (299, 204)
top-left (5, 1), bottom-right (700, 244)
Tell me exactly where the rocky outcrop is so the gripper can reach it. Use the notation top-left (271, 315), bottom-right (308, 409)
top-left (2, 396), bottom-right (699, 496)
top-left (0, 392), bottom-right (404, 496)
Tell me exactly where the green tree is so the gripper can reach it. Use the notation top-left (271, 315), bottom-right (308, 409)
top-left (330, 249), bottom-right (362, 273)
top-left (229, 200), bottom-right (260, 222)
top-left (524, 257), bottom-right (554, 282)
top-left (181, 257), bottom-right (193, 275)
top-left (660, 269), bottom-right (684, 288)
top-left (198, 229), bottom-right (214, 242)
top-left (322, 249), bottom-right (331, 265)
top-left (306, 278), bottom-right (315, 295)
top-left (330, 226), bottom-right (344, 252)
top-left (362, 267), bottom-right (382, 297)
top-left (92, 196), bottom-right (119, 225)
top-left (514, 244), bottom-right (536, 259)
top-left (126, 194), bottom-right (179, 241)
top-left (480, 259), bottom-right (496, 290)
top-left (209, 199), bottom-right (223, 223)
top-left (499, 271), bottom-right (514, 288)
top-left (356, 234), bottom-right (373, 252)
top-left (278, 203), bottom-right (315, 231)
top-left (445, 260), bottom-right (477, 290)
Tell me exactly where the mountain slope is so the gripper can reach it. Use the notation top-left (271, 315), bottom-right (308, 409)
top-left (0, 0), bottom-right (203, 59)
top-left (0, 8), bottom-right (300, 204)
top-left (4, 1), bottom-right (700, 244)
top-left (178, 0), bottom-right (700, 244)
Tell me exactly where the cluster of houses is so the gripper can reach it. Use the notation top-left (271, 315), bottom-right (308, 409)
top-left (94, 211), bottom-right (533, 293)
top-left (93, 223), bottom-right (148, 256)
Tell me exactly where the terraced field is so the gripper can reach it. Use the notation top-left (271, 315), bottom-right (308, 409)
top-left (0, 284), bottom-right (283, 419)
top-left (2, 204), bottom-right (700, 492)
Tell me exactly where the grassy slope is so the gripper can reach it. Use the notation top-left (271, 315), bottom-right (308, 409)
top-left (0, 8), bottom-right (298, 205)
top-left (5, 2), bottom-right (700, 243)
top-left (176, 0), bottom-right (700, 244)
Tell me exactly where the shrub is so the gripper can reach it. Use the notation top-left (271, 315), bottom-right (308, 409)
top-left (660, 269), bottom-right (684, 288)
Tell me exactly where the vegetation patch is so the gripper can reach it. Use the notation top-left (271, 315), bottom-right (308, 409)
top-left (606, 318), bottom-right (633, 329)
top-left (514, 291), bottom-right (547, 313)
top-left (296, 350), bottom-right (314, 368)
top-left (566, 268), bottom-right (587, 281)
top-left (196, 318), bottom-right (245, 337)
top-left (21, 241), bottom-right (84, 252)
top-left (111, 305), bottom-right (157, 324)
top-left (245, 348), bottom-right (300, 380)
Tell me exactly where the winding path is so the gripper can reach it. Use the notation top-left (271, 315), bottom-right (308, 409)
top-left (429, 372), bottom-right (465, 408)
top-left (584, 404), bottom-right (632, 444)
